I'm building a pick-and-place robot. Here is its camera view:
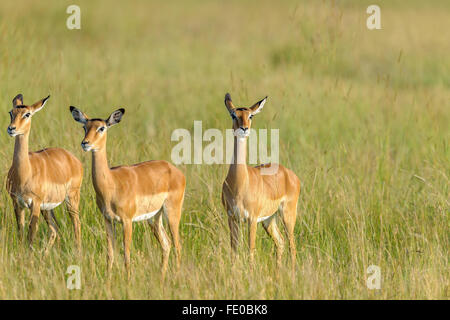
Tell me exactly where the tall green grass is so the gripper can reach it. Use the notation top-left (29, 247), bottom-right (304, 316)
top-left (0, 0), bottom-right (448, 299)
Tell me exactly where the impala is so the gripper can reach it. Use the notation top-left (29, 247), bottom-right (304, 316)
top-left (221, 93), bottom-right (301, 269)
top-left (6, 94), bottom-right (83, 252)
top-left (70, 106), bottom-right (185, 277)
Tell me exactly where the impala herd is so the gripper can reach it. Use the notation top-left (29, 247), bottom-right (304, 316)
top-left (5, 93), bottom-right (300, 278)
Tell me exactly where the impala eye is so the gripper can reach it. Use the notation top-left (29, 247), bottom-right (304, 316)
top-left (98, 126), bottom-right (106, 133)
top-left (249, 115), bottom-right (253, 120)
top-left (23, 113), bottom-right (31, 118)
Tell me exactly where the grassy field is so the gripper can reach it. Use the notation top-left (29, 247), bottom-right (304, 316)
top-left (0, 0), bottom-right (448, 299)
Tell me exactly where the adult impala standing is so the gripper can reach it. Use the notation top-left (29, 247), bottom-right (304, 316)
top-left (70, 106), bottom-right (185, 277)
top-left (6, 94), bottom-right (83, 252)
top-left (221, 93), bottom-right (301, 270)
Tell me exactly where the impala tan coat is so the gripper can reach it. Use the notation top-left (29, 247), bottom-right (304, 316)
top-left (6, 94), bottom-right (83, 252)
top-left (221, 93), bottom-right (301, 269)
top-left (70, 106), bottom-right (185, 277)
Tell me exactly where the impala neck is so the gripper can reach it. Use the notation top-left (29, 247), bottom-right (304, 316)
top-left (12, 132), bottom-right (32, 181)
top-left (91, 146), bottom-right (113, 191)
top-left (227, 136), bottom-right (249, 192)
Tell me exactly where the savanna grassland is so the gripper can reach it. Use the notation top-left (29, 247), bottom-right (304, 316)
top-left (0, 0), bottom-right (448, 299)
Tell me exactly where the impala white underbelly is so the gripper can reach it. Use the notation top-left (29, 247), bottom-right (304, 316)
top-left (257, 214), bottom-right (273, 223)
top-left (228, 205), bottom-right (277, 223)
top-left (132, 208), bottom-right (160, 222)
top-left (41, 202), bottom-right (62, 210)
top-left (17, 196), bottom-right (62, 211)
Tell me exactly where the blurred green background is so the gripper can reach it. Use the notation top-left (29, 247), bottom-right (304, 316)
top-left (0, 0), bottom-right (448, 299)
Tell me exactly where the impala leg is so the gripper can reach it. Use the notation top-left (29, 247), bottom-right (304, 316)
top-left (262, 217), bottom-right (285, 269)
top-left (167, 218), bottom-right (181, 270)
top-left (228, 215), bottom-right (239, 261)
top-left (12, 199), bottom-right (25, 240)
top-left (42, 210), bottom-right (59, 255)
top-left (50, 209), bottom-right (61, 247)
top-left (248, 219), bottom-right (258, 266)
top-left (50, 209), bottom-right (60, 230)
top-left (150, 213), bottom-right (171, 280)
top-left (28, 200), bottom-right (42, 248)
top-left (66, 190), bottom-right (82, 252)
top-left (165, 202), bottom-right (182, 270)
top-left (104, 217), bottom-right (115, 273)
top-left (281, 200), bottom-right (298, 274)
top-left (122, 219), bottom-right (133, 279)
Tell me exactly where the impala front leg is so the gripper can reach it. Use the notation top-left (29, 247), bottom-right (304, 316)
top-left (248, 218), bottom-right (257, 267)
top-left (28, 200), bottom-right (42, 248)
top-left (228, 215), bottom-right (239, 260)
top-left (104, 217), bottom-right (115, 273)
top-left (122, 219), bottom-right (133, 279)
top-left (12, 199), bottom-right (25, 240)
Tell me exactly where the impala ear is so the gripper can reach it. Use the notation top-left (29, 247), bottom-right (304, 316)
top-left (12, 94), bottom-right (24, 108)
top-left (249, 96), bottom-right (267, 115)
top-left (224, 93), bottom-right (236, 118)
top-left (106, 108), bottom-right (125, 127)
top-left (70, 106), bottom-right (89, 124)
top-left (30, 95), bottom-right (50, 113)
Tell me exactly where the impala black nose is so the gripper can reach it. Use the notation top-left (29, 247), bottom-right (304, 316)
top-left (240, 127), bottom-right (248, 132)
top-left (7, 126), bottom-right (16, 136)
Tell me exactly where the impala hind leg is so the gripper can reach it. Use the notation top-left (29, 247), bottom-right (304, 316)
top-left (164, 190), bottom-right (184, 270)
top-left (66, 190), bottom-right (82, 252)
top-left (149, 212), bottom-right (171, 279)
top-left (42, 209), bottom-right (59, 254)
top-left (12, 199), bottom-right (25, 240)
top-left (281, 200), bottom-right (298, 272)
top-left (262, 216), bottom-right (285, 269)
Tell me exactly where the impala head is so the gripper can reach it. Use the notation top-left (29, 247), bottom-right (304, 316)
top-left (224, 93), bottom-right (267, 138)
top-left (70, 106), bottom-right (125, 152)
top-left (7, 94), bottom-right (50, 137)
